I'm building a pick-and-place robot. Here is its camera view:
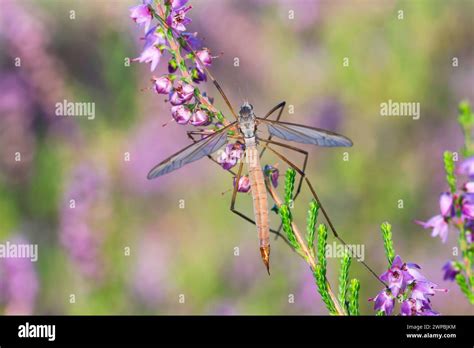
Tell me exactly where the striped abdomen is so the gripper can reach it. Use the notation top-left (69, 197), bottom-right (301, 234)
top-left (244, 138), bottom-right (270, 273)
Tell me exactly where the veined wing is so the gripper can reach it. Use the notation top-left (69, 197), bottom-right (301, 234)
top-left (147, 122), bottom-right (236, 179)
top-left (258, 118), bottom-right (353, 147)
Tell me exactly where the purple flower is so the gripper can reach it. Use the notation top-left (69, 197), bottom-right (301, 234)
top-left (415, 215), bottom-right (449, 243)
top-left (153, 76), bottom-right (172, 94)
top-left (169, 81), bottom-right (194, 105)
top-left (166, 5), bottom-right (192, 32)
top-left (411, 280), bottom-right (447, 302)
top-left (143, 26), bottom-right (165, 49)
top-left (401, 298), bottom-right (439, 316)
top-left (234, 175), bottom-right (251, 193)
top-left (0, 236), bottom-right (38, 314)
top-left (217, 142), bottom-right (244, 170)
top-left (457, 156), bottom-right (474, 179)
top-left (439, 192), bottom-right (454, 217)
top-left (371, 253), bottom-right (445, 315)
top-left (171, 105), bottom-right (191, 124)
top-left (264, 165), bottom-right (279, 188)
top-left (130, 1), bottom-right (153, 33)
top-left (190, 110), bottom-right (210, 126)
top-left (133, 45), bottom-right (162, 72)
top-left (168, 59), bottom-right (178, 73)
top-left (168, 0), bottom-right (189, 9)
top-left (442, 261), bottom-right (460, 281)
top-left (461, 193), bottom-right (474, 219)
top-left (60, 164), bottom-right (104, 278)
top-left (369, 289), bottom-right (395, 315)
top-left (191, 66), bottom-right (207, 83)
top-left (464, 182), bottom-right (474, 193)
top-left (182, 32), bottom-right (202, 51)
top-left (380, 255), bottom-right (414, 296)
top-left (403, 262), bottom-right (427, 282)
top-left (416, 192), bottom-right (455, 242)
top-left (196, 48), bottom-right (212, 66)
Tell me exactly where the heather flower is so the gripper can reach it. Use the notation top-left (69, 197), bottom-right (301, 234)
top-left (191, 66), bottom-right (207, 83)
top-left (264, 165), bottom-right (279, 188)
top-left (369, 289), bottom-right (395, 315)
top-left (133, 45), bottom-right (162, 72)
top-left (380, 255), bottom-right (414, 296)
top-left (461, 193), bottom-right (474, 219)
top-left (190, 110), bottom-right (210, 126)
top-left (463, 181), bottom-right (474, 192)
top-left (403, 262), bottom-right (427, 282)
top-left (60, 164), bottom-right (104, 278)
top-left (130, 1), bottom-right (153, 33)
top-left (166, 5), bottom-right (192, 32)
top-left (169, 81), bottom-right (194, 105)
top-left (457, 156), bottom-right (474, 179)
top-left (400, 298), bottom-right (439, 316)
top-left (171, 105), bottom-right (191, 124)
top-left (415, 215), bottom-right (449, 243)
top-left (182, 32), bottom-right (202, 51)
top-left (439, 192), bottom-right (454, 217)
top-left (411, 280), bottom-right (447, 302)
top-left (217, 143), bottom-right (244, 170)
top-left (196, 48), bottom-right (212, 66)
top-left (168, 58), bottom-right (178, 73)
top-left (143, 26), bottom-right (166, 49)
top-left (0, 236), bottom-right (38, 314)
top-left (153, 76), bottom-right (173, 94)
top-left (442, 261), bottom-right (461, 281)
top-left (234, 175), bottom-right (251, 193)
top-left (168, 0), bottom-right (189, 9)
top-left (371, 247), bottom-right (445, 315)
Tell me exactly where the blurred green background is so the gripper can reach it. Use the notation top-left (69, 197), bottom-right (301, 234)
top-left (0, 0), bottom-right (473, 315)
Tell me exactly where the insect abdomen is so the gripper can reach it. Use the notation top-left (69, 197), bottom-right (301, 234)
top-left (245, 139), bottom-right (270, 273)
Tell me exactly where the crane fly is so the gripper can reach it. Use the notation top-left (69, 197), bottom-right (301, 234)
top-left (146, 12), bottom-right (383, 282)
top-left (147, 102), bottom-right (353, 273)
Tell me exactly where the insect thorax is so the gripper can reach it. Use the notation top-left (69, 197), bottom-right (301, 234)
top-left (238, 103), bottom-right (256, 138)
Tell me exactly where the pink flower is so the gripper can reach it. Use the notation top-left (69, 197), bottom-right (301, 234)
top-left (234, 176), bottom-right (251, 193)
top-left (190, 110), bottom-right (210, 126)
top-left (415, 192), bottom-right (454, 243)
top-left (169, 81), bottom-right (194, 105)
top-left (133, 45), bottom-right (161, 72)
top-left (415, 215), bottom-right (449, 243)
top-left (457, 156), bottom-right (474, 179)
top-left (166, 5), bottom-right (192, 32)
top-left (153, 76), bottom-right (172, 94)
top-left (463, 182), bottom-right (474, 192)
top-left (171, 105), bottom-right (191, 125)
top-left (129, 1), bottom-right (153, 33)
top-left (369, 289), bottom-right (395, 315)
top-left (217, 143), bottom-right (244, 170)
top-left (196, 48), bottom-right (212, 66)
top-left (168, 0), bottom-right (189, 9)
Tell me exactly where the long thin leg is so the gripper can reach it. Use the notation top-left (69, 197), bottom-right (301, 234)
top-left (259, 142), bottom-right (385, 285)
top-left (260, 101), bottom-right (286, 158)
top-left (258, 137), bottom-right (308, 202)
top-left (258, 102), bottom-right (292, 241)
top-left (229, 160), bottom-right (291, 247)
top-left (263, 101), bottom-right (286, 120)
top-left (187, 131), bottom-right (288, 243)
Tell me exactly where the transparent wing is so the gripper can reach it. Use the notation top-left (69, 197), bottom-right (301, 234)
top-left (147, 123), bottom-right (235, 179)
top-left (258, 118), bottom-right (353, 147)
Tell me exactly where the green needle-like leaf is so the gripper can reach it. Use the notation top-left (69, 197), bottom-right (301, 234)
top-left (338, 251), bottom-right (352, 312)
top-left (306, 200), bottom-right (319, 254)
top-left (381, 222), bottom-right (395, 266)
